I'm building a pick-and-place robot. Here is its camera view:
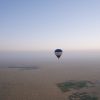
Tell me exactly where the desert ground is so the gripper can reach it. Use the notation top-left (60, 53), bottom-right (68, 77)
top-left (0, 51), bottom-right (100, 100)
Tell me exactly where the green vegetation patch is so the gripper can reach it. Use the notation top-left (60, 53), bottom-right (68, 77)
top-left (57, 80), bottom-right (95, 92)
top-left (68, 92), bottom-right (98, 100)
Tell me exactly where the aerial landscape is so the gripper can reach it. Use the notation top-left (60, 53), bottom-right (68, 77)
top-left (0, 51), bottom-right (100, 100)
top-left (0, 0), bottom-right (100, 100)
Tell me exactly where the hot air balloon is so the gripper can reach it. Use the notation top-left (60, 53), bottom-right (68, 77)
top-left (54, 49), bottom-right (63, 59)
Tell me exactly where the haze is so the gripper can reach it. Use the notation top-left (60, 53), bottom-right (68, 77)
top-left (0, 0), bottom-right (100, 100)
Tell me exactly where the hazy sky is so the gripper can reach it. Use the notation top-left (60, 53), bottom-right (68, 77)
top-left (0, 0), bottom-right (100, 51)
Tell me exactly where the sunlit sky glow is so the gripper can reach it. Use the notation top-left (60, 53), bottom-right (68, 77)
top-left (0, 0), bottom-right (100, 51)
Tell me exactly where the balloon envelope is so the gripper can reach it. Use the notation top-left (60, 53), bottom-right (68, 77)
top-left (54, 49), bottom-right (63, 59)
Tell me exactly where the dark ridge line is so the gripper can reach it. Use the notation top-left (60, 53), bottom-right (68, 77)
top-left (8, 66), bottom-right (39, 69)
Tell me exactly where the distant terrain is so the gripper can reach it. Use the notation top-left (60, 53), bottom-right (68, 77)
top-left (8, 66), bottom-right (39, 70)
